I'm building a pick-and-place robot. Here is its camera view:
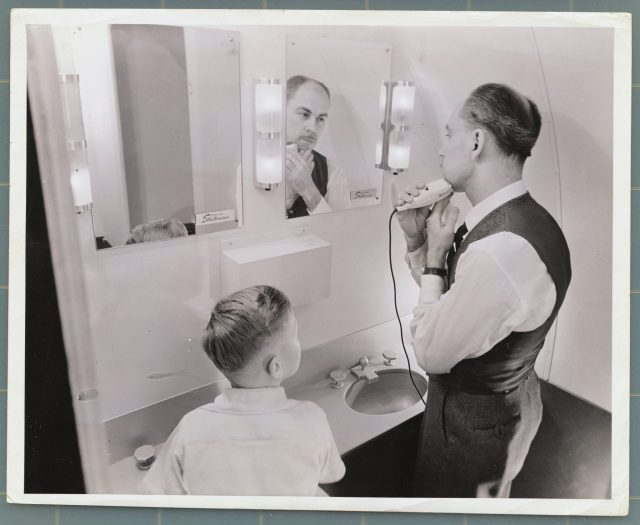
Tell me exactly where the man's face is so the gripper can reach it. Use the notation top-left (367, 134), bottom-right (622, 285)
top-left (438, 104), bottom-right (476, 191)
top-left (286, 81), bottom-right (330, 151)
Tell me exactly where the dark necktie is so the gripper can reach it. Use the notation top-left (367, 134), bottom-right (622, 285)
top-left (446, 222), bottom-right (468, 280)
top-left (453, 222), bottom-right (468, 252)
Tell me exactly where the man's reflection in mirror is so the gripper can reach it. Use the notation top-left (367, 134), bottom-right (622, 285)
top-left (124, 218), bottom-right (189, 245)
top-left (285, 75), bottom-right (350, 218)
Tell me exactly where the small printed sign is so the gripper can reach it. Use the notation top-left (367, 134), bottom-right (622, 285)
top-left (350, 188), bottom-right (378, 201)
top-left (195, 209), bottom-right (236, 226)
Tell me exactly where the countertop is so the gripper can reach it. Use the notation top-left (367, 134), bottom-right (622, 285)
top-left (108, 316), bottom-right (427, 494)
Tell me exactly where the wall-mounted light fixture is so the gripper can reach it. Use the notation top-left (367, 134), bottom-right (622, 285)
top-left (253, 78), bottom-right (283, 191)
top-left (54, 27), bottom-right (94, 213)
top-left (375, 80), bottom-right (416, 175)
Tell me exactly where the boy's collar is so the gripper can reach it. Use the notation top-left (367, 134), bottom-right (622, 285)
top-left (212, 386), bottom-right (288, 412)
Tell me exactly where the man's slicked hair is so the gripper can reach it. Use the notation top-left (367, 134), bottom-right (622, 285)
top-left (202, 285), bottom-right (292, 374)
top-left (462, 83), bottom-right (542, 164)
top-left (286, 75), bottom-right (331, 102)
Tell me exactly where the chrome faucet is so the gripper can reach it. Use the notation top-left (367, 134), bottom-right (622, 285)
top-left (350, 357), bottom-right (378, 384)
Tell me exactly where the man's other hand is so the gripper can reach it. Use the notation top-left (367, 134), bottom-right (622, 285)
top-left (392, 182), bottom-right (432, 252)
top-left (285, 145), bottom-right (322, 211)
top-left (425, 198), bottom-right (459, 269)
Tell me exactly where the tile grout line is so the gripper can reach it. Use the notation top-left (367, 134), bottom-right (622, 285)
top-left (259, 510), bottom-right (264, 525)
top-left (360, 512), bottom-right (365, 525)
top-left (568, 0), bottom-right (574, 11)
top-left (463, 515), bottom-right (468, 525)
top-left (363, 0), bottom-right (369, 9)
top-left (0, 80), bottom-right (8, 84)
top-left (55, 506), bottom-right (60, 525)
top-left (262, 0), bottom-right (267, 9)
top-left (157, 508), bottom-right (162, 525)
top-left (467, 0), bottom-right (472, 10)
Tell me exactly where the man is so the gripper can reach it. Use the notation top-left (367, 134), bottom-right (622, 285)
top-left (285, 75), bottom-right (350, 218)
top-left (394, 83), bottom-right (571, 498)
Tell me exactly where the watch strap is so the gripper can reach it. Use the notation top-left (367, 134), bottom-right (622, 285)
top-left (422, 266), bottom-right (447, 278)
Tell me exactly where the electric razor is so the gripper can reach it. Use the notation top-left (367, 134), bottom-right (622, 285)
top-left (395, 178), bottom-right (453, 212)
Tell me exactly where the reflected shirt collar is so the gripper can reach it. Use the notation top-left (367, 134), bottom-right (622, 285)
top-left (465, 180), bottom-right (528, 232)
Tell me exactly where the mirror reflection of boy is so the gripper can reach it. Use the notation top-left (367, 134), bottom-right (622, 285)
top-left (285, 76), bottom-right (350, 218)
top-left (124, 218), bottom-right (188, 245)
top-left (140, 285), bottom-right (345, 495)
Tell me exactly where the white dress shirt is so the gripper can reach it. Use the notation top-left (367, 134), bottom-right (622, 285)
top-left (406, 181), bottom-right (557, 375)
top-left (140, 386), bottom-right (345, 495)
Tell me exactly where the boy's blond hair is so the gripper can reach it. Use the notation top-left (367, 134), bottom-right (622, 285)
top-left (125, 218), bottom-right (188, 245)
top-left (202, 285), bottom-right (292, 373)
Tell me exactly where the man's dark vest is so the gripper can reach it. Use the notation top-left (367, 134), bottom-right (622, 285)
top-left (430, 193), bottom-right (572, 393)
top-left (287, 150), bottom-right (329, 219)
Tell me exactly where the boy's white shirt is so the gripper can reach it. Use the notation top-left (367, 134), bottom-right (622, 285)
top-left (139, 386), bottom-right (345, 496)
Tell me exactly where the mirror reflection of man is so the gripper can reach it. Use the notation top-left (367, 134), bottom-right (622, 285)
top-left (285, 75), bottom-right (350, 218)
top-left (395, 83), bottom-right (571, 498)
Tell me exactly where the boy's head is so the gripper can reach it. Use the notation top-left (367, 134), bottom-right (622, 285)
top-left (202, 285), bottom-right (301, 387)
top-left (125, 218), bottom-right (188, 245)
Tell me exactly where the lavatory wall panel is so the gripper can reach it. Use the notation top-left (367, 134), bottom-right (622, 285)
top-left (78, 24), bottom-right (614, 419)
top-left (535, 27), bottom-right (614, 411)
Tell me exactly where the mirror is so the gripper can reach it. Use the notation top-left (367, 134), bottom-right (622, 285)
top-left (284, 35), bottom-right (391, 219)
top-left (72, 24), bottom-right (243, 249)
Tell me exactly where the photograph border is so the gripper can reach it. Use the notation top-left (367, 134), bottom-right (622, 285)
top-left (7, 8), bottom-right (632, 515)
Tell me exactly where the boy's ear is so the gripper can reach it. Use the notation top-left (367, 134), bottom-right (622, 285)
top-left (266, 354), bottom-right (283, 379)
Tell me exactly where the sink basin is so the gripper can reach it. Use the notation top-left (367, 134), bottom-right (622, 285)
top-left (345, 368), bottom-right (427, 415)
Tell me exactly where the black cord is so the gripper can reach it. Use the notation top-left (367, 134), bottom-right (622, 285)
top-left (388, 209), bottom-right (427, 407)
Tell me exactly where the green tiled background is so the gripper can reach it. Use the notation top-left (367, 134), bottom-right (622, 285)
top-left (0, 0), bottom-right (637, 523)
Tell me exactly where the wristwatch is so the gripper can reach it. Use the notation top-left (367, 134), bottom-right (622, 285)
top-left (422, 266), bottom-right (447, 278)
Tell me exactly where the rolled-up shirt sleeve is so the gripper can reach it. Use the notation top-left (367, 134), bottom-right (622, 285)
top-left (410, 239), bottom-right (555, 374)
top-left (404, 242), bottom-right (429, 285)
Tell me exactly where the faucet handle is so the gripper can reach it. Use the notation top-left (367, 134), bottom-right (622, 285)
top-left (383, 351), bottom-right (397, 366)
top-left (359, 357), bottom-right (369, 368)
top-left (134, 444), bottom-right (157, 470)
top-left (329, 370), bottom-right (347, 389)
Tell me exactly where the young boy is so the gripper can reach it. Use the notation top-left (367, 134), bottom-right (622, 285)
top-left (140, 285), bottom-right (345, 495)
top-left (125, 218), bottom-right (188, 245)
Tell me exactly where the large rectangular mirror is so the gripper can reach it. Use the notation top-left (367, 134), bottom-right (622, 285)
top-left (284, 35), bottom-right (391, 219)
top-left (70, 24), bottom-right (243, 249)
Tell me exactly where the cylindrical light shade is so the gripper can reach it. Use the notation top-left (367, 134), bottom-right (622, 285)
top-left (52, 26), bottom-right (76, 75)
top-left (255, 137), bottom-right (282, 184)
top-left (388, 129), bottom-right (411, 170)
top-left (59, 75), bottom-right (87, 148)
top-left (391, 85), bottom-right (416, 126)
top-left (375, 129), bottom-right (384, 165)
top-left (70, 167), bottom-right (93, 207)
top-left (255, 81), bottom-right (283, 134)
top-left (378, 83), bottom-right (387, 124)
